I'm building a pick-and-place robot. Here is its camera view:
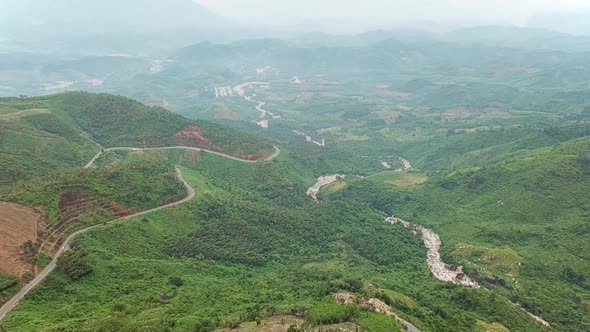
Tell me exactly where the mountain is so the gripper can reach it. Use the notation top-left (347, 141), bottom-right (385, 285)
top-left (528, 11), bottom-right (590, 36)
top-left (174, 37), bottom-right (590, 89)
top-left (442, 26), bottom-right (590, 52)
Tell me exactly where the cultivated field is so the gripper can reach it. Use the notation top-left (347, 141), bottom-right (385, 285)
top-left (0, 202), bottom-right (40, 277)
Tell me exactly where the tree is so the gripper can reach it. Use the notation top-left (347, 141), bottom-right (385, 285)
top-left (57, 249), bottom-right (92, 280)
top-left (20, 241), bottom-right (40, 264)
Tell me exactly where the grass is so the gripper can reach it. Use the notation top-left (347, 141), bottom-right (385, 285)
top-left (323, 181), bottom-right (348, 193)
top-left (212, 104), bottom-right (243, 121)
top-left (380, 289), bottom-right (417, 309)
top-left (476, 320), bottom-right (510, 332)
top-left (453, 244), bottom-right (523, 277)
top-left (368, 171), bottom-right (429, 188)
top-left (0, 108), bottom-right (50, 119)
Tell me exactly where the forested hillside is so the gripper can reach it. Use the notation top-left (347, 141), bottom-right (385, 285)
top-left (1, 149), bottom-right (556, 332)
top-left (0, 92), bottom-right (273, 188)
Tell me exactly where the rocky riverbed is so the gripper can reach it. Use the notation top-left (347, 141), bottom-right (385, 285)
top-left (386, 216), bottom-right (480, 288)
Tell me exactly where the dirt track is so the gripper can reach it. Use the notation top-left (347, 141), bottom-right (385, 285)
top-left (84, 145), bottom-right (280, 169)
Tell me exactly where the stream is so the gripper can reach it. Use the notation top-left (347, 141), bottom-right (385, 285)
top-left (386, 216), bottom-right (552, 327)
top-left (306, 166), bottom-right (551, 328)
top-left (232, 82), bottom-right (279, 129)
top-left (385, 216), bottom-right (480, 288)
top-left (292, 130), bottom-right (325, 146)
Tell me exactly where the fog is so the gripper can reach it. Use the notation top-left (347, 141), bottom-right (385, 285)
top-left (1, 0), bottom-right (590, 33)
top-left (195, 0), bottom-right (590, 26)
top-left (1, 0), bottom-right (590, 48)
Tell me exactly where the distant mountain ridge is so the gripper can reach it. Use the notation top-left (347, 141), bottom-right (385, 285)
top-left (528, 11), bottom-right (590, 36)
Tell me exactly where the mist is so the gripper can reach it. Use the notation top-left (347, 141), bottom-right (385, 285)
top-left (2, 0), bottom-right (590, 37)
top-left (196, 0), bottom-right (589, 25)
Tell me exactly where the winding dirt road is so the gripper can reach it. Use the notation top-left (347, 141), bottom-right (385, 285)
top-left (0, 145), bottom-right (280, 323)
top-left (84, 145), bottom-right (280, 169)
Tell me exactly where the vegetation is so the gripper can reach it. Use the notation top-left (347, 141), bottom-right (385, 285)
top-left (2, 29), bottom-right (590, 332)
top-left (57, 243), bottom-right (93, 280)
top-left (0, 275), bottom-right (19, 305)
top-left (0, 92), bottom-right (273, 189)
top-left (306, 299), bottom-right (356, 325)
top-left (5, 159), bottom-right (186, 225)
top-left (0, 149), bottom-right (558, 331)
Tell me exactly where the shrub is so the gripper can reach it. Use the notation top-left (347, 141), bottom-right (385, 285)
top-left (307, 300), bottom-right (356, 325)
top-left (57, 249), bottom-right (92, 280)
top-left (169, 276), bottom-right (184, 287)
top-left (112, 303), bottom-right (126, 313)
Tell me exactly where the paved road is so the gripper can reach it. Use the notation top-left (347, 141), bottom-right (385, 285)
top-left (0, 145), bottom-right (280, 323)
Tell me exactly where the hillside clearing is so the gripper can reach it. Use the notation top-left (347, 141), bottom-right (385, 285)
top-left (0, 202), bottom-right (40, 277)
top-left (453, 244), bottom-right (523, 277)
top-left (214, 315), bottom-right (363, 332)
top-left (0, 108), bottom-right (50, 120)
top-left (477, 320), bottom-right (510, 332)
top-left (369, 171), bottom-right (428, 187)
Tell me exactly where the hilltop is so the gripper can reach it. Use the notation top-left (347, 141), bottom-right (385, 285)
top-left (0, 92), bottom-right (273, 188)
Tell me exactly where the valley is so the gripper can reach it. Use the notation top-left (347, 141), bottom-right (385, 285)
top-left (0, 20), bottom-right (589, 332)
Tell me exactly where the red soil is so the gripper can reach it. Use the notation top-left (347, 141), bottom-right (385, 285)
top-left (0, 202), bottom-right (40, 277)
top-left (109, 202), bottom-right (136, 217)
top-left (175, 125), bottom-right (210, 148)
top-left (236, 148), bottom-right (258, 161)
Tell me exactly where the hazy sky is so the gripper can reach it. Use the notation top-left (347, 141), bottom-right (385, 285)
top-left (195, 0), bottom-right (590, 24)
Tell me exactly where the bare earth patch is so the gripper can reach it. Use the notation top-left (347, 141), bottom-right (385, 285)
top-left (377, 90), bottom-right (412, 98)
top-left (215, 315), bottom-right (304, 332)
top-left (442, 106), bottom-right (477, 120)
top-left (369, 171), bottom-right (426, 188)
top-left (0, 202), bottom-right (40, 277)
top-left (494, 66), bottom-right (538, 78)
top-left (215, 314), bottom-right (362, 332)
top-left (477, 320), bottom-right (510, 332)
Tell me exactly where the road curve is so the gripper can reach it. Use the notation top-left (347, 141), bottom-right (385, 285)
top-left (0, 145), bottom-right (280, 323)
top-left (84, 145), bottom-right (280, 169)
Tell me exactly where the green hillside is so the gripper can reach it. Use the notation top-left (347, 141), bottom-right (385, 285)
top-left (326, 135), bottom-right (590, 331)
top-left (1, 150), bottom-right (551, 332)
top-left (0, 92), bottom-right (273, 189)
